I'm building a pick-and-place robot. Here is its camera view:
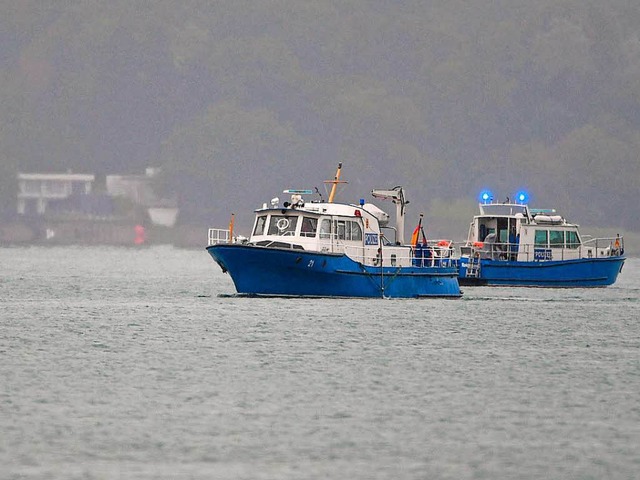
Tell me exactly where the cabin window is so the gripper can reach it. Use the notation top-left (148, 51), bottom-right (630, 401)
top-left (319, 218), bottom-right (362, 241)
top-left (300, 217), bottom-right (318, 237)
top-left (319, 219), bottom-right (332, 238)
top-left (566, 231), bottom-right (580, 249)
top-left (549, 230), bottom-right (564, 248)
top-left (267, 215), bottom-right (298, 236)
top-left (349, 221), bottom-right (363, 241)
top-left (534, 230), bottom-right (548, 247)
top-left (253, 215), bottom-right (267, 235)
top-left (335, 219), bottom-right (363, 241)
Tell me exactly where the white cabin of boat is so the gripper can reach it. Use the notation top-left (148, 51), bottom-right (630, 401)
top-left (208, 186), bottom-right (453, 269)
top-left (462, 202), bottom-right (624, 261)
top-left (246, 192), bottom-right (415, 267)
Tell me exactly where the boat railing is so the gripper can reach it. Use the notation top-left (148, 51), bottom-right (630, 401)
top-left (316, 233), bottom-right (339, 253)
top-left (464, 235), bottom-right (624, 261)
top-left (208, 228), bottom-right (231, 246)
top-left (340, 243), bottom-right (454, 268)
top-left (411, 248), bottom-right (455, 268)
top-left (582, 236), bottom-right (624, 257)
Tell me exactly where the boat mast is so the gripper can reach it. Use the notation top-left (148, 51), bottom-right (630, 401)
top-left (326, 162), bottom-right (347, 203)
top-left (228, 213), bottom-right (235, 243)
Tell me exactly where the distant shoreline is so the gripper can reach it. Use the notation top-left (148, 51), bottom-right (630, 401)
top-left (0, 220), bottom-right (205, 249)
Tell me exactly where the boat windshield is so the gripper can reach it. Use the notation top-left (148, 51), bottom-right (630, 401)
top-left (566, 230), bottom-right (580, 248)
top-left (267, 215), bottom-right (299, 236)
top-left (253, 215), bottom-right (267, 235)
top-left (300, 217), bottom-right (318, 237)
top-left (479, 204), bottom-right (528, 216)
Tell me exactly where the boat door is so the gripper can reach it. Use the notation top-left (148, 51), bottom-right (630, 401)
top-left (496, 218), bottom-right (509, 245)
top-left (477, 219), bottom-right (496, 242)
top-left (332, 217), bottom-right (366, 262)
top-left (497, 218), bottom-right (520, 260)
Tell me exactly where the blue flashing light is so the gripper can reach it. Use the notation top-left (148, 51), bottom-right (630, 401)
top-left (478, 189), bottom-right (493, 204)
top-left (515, 190), bottom-right (529, 204)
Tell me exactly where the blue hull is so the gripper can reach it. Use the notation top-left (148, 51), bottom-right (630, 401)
top-left (207, 244), bottom-right (461, 298)
top-left (456, 256), bottom-right (625, 287)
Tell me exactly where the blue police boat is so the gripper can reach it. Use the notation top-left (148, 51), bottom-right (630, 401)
top-left (206, 164), bottom-right (461, 298)
top-left (454, 192), bottom-right (626, 287)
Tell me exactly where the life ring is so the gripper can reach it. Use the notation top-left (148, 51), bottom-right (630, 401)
top-left (276, 218), bottom-right (290, 232)
top-left (437, 240), bottom-right (451, 247)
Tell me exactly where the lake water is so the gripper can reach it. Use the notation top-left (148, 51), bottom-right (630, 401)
top-left (1, 246), bottom-right (638, 479)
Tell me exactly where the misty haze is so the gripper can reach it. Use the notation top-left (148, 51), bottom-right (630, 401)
top-left (2, 3), bottom-right (640, 479)
top-left (1, 1), bottom-right (638, 249)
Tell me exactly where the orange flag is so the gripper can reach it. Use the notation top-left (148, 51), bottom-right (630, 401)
top-left (411, 224), bottom-right (420, 246)
top-left (411, 214), bottom-right (423, 246)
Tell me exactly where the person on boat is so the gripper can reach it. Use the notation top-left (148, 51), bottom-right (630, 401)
top-left (614, 233), bottom-right (622, 255)
top-left (508, 227), bottom-right (518, 261)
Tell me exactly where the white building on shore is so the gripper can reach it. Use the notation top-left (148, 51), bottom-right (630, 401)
top-left (106, 168), bottom-right (179, 227)
top-left (17, 172), bottom-right (95, 215)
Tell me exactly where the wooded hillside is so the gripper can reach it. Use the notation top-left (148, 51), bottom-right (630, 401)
top-left (1, 1), bottom-right (639, 237)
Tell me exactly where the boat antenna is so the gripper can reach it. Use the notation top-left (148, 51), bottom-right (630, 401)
top-left (324, 162), bottom-right (347, 203)
top-left (314, 186), bottom-right (324, 202)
